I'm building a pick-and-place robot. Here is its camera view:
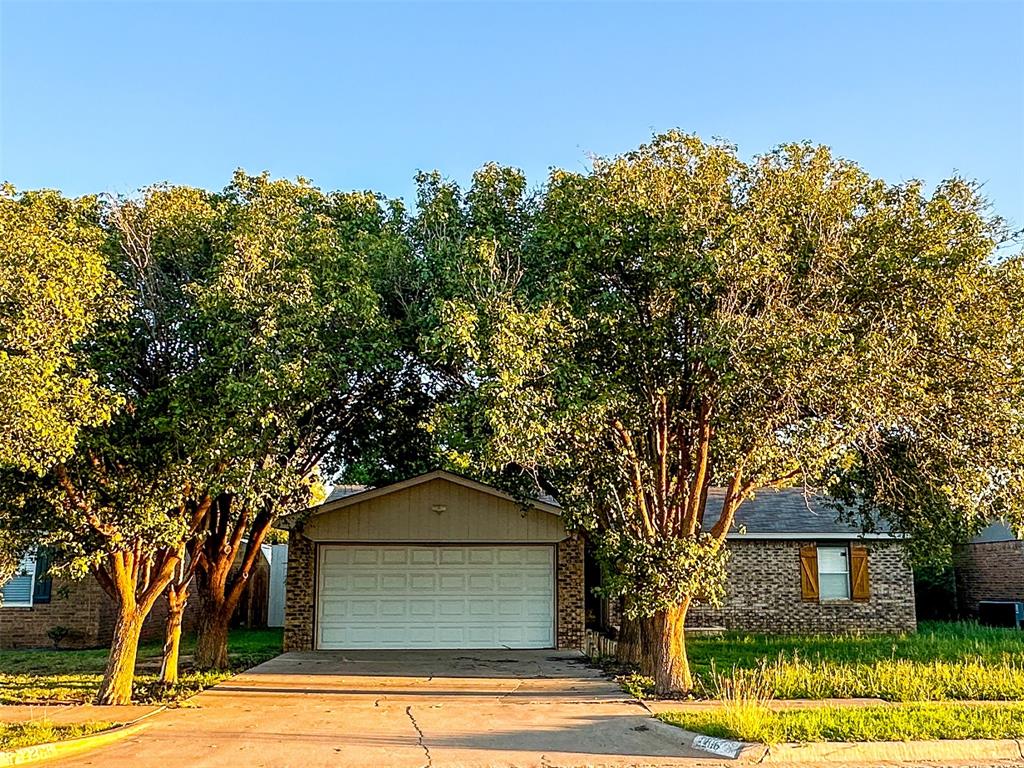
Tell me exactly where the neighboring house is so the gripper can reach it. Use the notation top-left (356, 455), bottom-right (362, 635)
top-left (0, 542), bottom-right (286, 649)
top-left (684, 488), bottom-right (916, 634)
top-left (954, 521), bottom-right (1024, 617)
top-left (279, 471), bottom-right (916, 653)
top-left (0, 551), bottom-right (180, 649)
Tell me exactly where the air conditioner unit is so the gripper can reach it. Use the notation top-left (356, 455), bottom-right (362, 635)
top-left (978, 601), bottom-right (1024, 629)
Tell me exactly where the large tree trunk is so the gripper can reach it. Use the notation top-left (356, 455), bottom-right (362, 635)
top-left (193, 496), bottom-right (274, 671)
top-left (193, 596), bottom-right (233, 671)
top-left (95, 603), bottom-right (146, 705)
top-left (616, 611), bottom-right (644, 668)
top-left (642, 598), bottom-right (693, 697)
top-left (158, 583), bottom-right (188, 687)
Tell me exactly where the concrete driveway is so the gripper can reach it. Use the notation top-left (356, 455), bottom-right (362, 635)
top-left (58, 650), bottom-right (718, 768)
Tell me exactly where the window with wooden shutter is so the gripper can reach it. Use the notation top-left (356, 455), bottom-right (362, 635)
top-left (850, 544), bottom-right (870, 601)
top-left (799, 545), bottom-right (819, 601)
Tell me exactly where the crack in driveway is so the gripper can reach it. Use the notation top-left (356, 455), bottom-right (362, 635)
top-left (405, 705), bottom-right (432, 768)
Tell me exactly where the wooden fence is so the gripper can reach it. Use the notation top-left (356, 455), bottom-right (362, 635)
top-left (583, 628), bottom-right (618, 659)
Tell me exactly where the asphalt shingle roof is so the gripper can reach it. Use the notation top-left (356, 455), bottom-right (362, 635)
top-left (708, 487), bottom-right (869, 535)
top-left (326, 484), bottom-right (367, 502)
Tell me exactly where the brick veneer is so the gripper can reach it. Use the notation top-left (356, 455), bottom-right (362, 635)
top-left (686, 540), bottom-right (916, 634)
top-left (954, 540), bottom-right (1024, 616)
top-left (557, 535), bottom-right (585, 650)
top-left (1, 573), bottom-right (192, 650)
top-left (283, 530), bottom-right (315, 651)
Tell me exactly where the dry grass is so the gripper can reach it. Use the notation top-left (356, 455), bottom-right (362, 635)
top-left (0, 721), bottom-right (115, 751)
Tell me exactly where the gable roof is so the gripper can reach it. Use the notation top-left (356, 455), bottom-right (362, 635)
top-left (970, 520), bottom-right (1020, 544)
top-left (713, 487), bottom-right (894, 539)
top-left (278, 470), bottom-right (562, 530)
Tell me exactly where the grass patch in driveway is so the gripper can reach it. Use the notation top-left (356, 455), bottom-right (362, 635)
top-left (0, 721), bottom-right (116, 751)
top-left (658, 702), bottom-right (1024, 745)
top-left (0, 628), bottom-right (281, 704)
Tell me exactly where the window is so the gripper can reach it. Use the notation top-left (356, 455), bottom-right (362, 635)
top-left (1, 554), bottom-right (37, 607)
top-left (817, 546), bottom-right (850, 600)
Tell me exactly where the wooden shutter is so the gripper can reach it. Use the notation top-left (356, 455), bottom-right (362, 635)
top-left (799, 545), bottom-right (819, 601)
top-left (850, 544), bottom-right (870, 601)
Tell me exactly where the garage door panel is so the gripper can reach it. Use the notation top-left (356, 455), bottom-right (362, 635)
top-left (468, 574), bottom-right (495, 591)
top-left (439, 574), bottom-right (466, 590)
top-left (467, 548), bottom-right (496, 564)
top-left (316, 545), bottom-right (554, 649)
top-left (352, 549), bottom-right (380, 565)
top-left (380, 574), bottom-right (407, 590)
top-left (440, 549), bottom-right (466, 565)
top-left (381, 548), bottom-right (409, 564)
top-left (410, 549), bottom-right (438, 565)
top-left (409, 574), bottom-right (437, 590)
top-left (468, 599), bottom-right (495, 615)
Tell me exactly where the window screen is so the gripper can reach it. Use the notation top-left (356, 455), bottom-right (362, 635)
top-left (817, 545), bottom-right (850, 600)
top-left (1, 555), bottom-right (36, 607)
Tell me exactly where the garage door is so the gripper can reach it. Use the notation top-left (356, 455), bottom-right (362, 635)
top-left (316, 545), bottom-right (555, 649)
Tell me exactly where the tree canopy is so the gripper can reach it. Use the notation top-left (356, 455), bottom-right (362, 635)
top-left (0, 186), bottom-right (121, 476)
top-left (1, 132), bottom-right (1020, 701)
top-left (432, 132), bottom-right (1024, 692)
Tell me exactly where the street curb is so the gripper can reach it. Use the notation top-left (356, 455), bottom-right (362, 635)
top-left (0, 706), bottom-right (164, 766)
top-left (642, 717), bottom-right (768, 761)
top-left (761, 737), bottom-right (1024, 763)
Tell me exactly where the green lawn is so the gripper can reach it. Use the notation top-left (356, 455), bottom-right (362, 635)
top-left (658, 702), bottom-right (1024, 745)
top-left (0, 721), bottom-right (116, 751)
top-left (0, 628), bottom-right (282, 705)
top-left (688, 621), bottom-right (1024, 672)
top-left (622, 622), bottom-right (1024, 701)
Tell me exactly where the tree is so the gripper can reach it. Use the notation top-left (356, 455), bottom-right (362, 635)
top-left (830, 254), bottom-right (1024, 562)
top-left (0, 186), bottom-right (120, 475)
top-left (0, 184), bottom-right (224, 703)
top-left (435, 132), bottom-right (1022, 694)
top-left (0, 183), bottom-right (118, 610)
top-left (185, 173), bottom-right (426, 670)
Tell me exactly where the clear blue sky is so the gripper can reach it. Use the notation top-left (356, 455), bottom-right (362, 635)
top-left (2, 1), bottom-right (1022, 228)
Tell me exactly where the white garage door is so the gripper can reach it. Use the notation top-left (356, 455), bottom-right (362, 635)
top-left (316, 545), bottom-right (555, 649)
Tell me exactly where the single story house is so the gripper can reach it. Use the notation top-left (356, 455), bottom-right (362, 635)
top-left (279, 471), bottom-right (916, 653)
top-left (683, 488), bottom-right (916, 634)
top-left (0, 551), bottom-right (180, 649)
top-left (0, 542), bottom-right (284, 650)
top-left (954, 521), bottom-right (1024, 618)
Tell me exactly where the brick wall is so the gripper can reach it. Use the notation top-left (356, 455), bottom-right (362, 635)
top-left (283, 531), bottom-right (315, 652)
top-left (954, 540), bottom-right (1024, 616)
top-left (557, 535), bottom-right (585, 649)
top-left (0, 575), bottom-right (105, 649)
top-left (0, 573), bottom-right (193, 650)
top-left (687, 540), bottom-right (916, 634)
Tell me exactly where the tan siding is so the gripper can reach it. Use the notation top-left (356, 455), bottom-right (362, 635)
top-left (303, 478), bottom-right (567, 543)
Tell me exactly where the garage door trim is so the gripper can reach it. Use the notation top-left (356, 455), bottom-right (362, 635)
top-left (313, 542), bottom-right (558, 650)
